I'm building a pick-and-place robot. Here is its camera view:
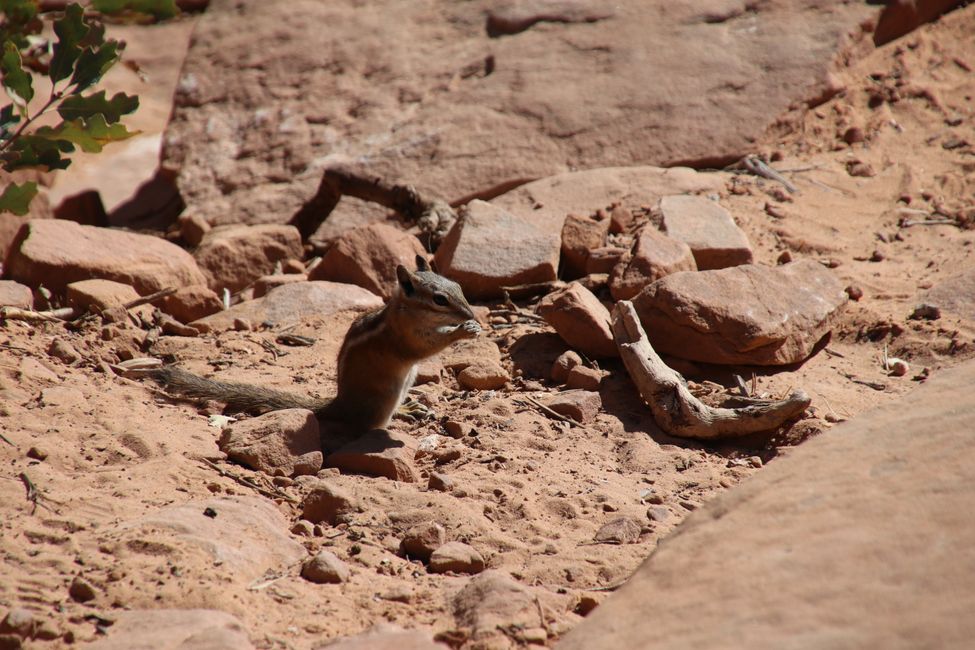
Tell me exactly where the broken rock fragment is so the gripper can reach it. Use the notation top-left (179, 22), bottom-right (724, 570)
top-left (218, 409), bottom-right (323, 477)
top-left (537, 282), bottom-right (617, 359)
top-left (193, 224), bottom-right (303, 293)
top-left (633, 260), bottom-right (847, 365)
top-left (434, 200), bottom-right (559, 300)
top-left (609, 227), bottom-right (697, 301)
top-left (660, 194), bottom-right (753, 270)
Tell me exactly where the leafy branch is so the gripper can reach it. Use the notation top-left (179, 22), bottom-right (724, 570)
top-left (0, 1), bottom-right (143, 215)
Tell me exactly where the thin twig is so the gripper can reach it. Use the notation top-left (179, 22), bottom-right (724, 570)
top-left (742, 156), bottom-right (799, 193)
top-left (521, 395), bottom-right (584, 428)
top-left (0, 306), bottom-right (77, 323)
top-left (198, 458), bottom-right (299, 503)
top-left (0, 432), bottom-right (14, 446)
top-left (900, 218), bottom-right (958, 228)
top-left (488, 309), bottom-right (547, 324)
top-left (123, 287), bottom-right (176, 310)
top-left (840, 372), bottom-right (886, 391)
top-left (18, 472), bottom-right (62, 514)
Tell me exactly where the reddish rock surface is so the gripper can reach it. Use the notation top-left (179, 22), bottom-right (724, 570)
top-left (325, 430), bottom-right (420, 482)
top-left (189, 281), bottom-right (382, 332)
top-left (86, 609), bottom-right (254, 650)
top-left (160, 285), bottom-right (224, 322)
top-left (558, 360), bottom-right (975, 650)
top-left (560, 212), bottom-right (609, 278)
top-left (252, 273), bottom-right (308, 298)
top-left (536, 283), bottom-right (617, 359)
top-left (193, 224), bottom-right (303, 293)
top-left (162, 2), bottom-right (871, 227)
top-left (429, 541), bottom-right (485, 574)
top-left (310, 223), bottom-right (427, 299)
top-left (434, 200), bottom-right (559, 299)
top-left (660, 195), bottom-right (753, 270)
top-left (609, 228), bottom-right (697, 301)
top-left (0, 280), bottom-right (32, 309)
top-left (4, 220), bottom-right (206, 295)
top-left (633, 261), bottom-right (848, 366)
top-left (218, 409), bottom-right (323, 477)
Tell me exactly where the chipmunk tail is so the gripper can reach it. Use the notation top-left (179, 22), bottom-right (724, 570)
top-left (147, 366), bottom-right (327, 415)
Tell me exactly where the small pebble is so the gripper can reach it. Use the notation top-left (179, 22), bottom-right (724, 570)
top-left (428, 472), bottom-right (454, 492)
top-left (776, 250), bottom-right (793, 265)
top-left (909, 303), bottom-right (941, 321)
top-left (69, 576), bottom-right (97, 603)
top-left (301, 550), bottom-right (350, 584)
top-left (845, 284), bottom-right (864, 301)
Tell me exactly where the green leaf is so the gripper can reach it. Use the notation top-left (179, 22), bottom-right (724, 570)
top-left (49, 3), bottom-right (90, 84)
top-left (2, 134), bottom-right (72, 171)
top-left (35, 114), bottom-right (137, 153)
top-left (70, 40), bottom-right (119, 92)
top-left (0, 0), bottom-right (41, 48)
top-left (0, 180), bottom-right (37, 215)
top-left (58, 90), bottom-right (139, 123)
top-left (1, 41), bottom-right (34, 106)
top-left (0, 103), bottom-right (20, 136)
top-left (91, 0), bottom-right (179, 20)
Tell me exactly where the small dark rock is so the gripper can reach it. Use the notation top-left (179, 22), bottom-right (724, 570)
top-left (68, 576), bottom-right (97, 603)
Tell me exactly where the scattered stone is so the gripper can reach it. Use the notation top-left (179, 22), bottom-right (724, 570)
top-left (325, 429), bottom-right (419, 482)
top-left (48, 339), bottom-right (82, 365)
top-left (193, 224), bottom-right (303, 293)
top-left (566, 365), bottom-right (603, 391)
top-left (575, 594), bottom-right (601, 617)
top-left (252, 273), bottom-right (307, 298)
top-left (218, 409), bottom-right (322, 477)
top-left (325, 624), bottom-right (448, 650)
top-left (0, 281), bottom-right (32, 309)
top-left (301, 550), bottom-right (351, 584)
top-left (845, 160), bottom-right (876, 177)
top-left (451, 570), bottom-right (561, 642)
top-left (83, 609), bottom-right (254, 650)
top-left (232, 317), bottom-right (251, 331)
top-left (586, 245), bottom-right (628, 275)
top-left (609, 228), bottom-right (697, 301)
top-left (551, 350), bottom-right (583, 384)
top-left (443, 420), bottom-right (471, 439)
top-left (190, 281), bottom-right (382, 333)
top-left (561, 212), bottom-right (609, 278)
top-left (26, 446), bottom-right (48, 461)
top-left (179, 212), bottom-right (211, 246)
top-left (843, 126), bottom-right (866, 144)
top-left (5, 219), bottom-right (206, 295)
top-left (400, 522), bottom-right (446, 561)
top-left (457, 360), bottom-right (509, 390)
top-left (428, 472), bottom-right (455, 492)
top-left (846, 284), bottom-right (864, 301)
top-left (594, 517), bottom-right (642, 544)
top-left (764, 202), bottom-right (788, 219)
top-left (544, 390), bottom-right (602, 424)
top-left (680, 500), bottom-right (700, 511)
top-left (429, 541), bottom-right (485, 574)
top-left (486, 0), bottom-right (616, 36)
top-left (609, 204), bottom-right (636, 234)
top-left (0, 608), bottom-right (35, 639)
top-left (659, 195), bottom-right (753, 270)
top-left (536, 283), bottom-right (617, 359)
top-left (159, 285), bottom-right (224, 323)
top-left (65, 279), bottom-right (151, 321)
top-left (632, 260), bottom-right (848, 365)
top-left (290, 520), bottom-right (314, 537)
top-left (646, 506), bottom-right (670, 523)
top-left (309, 223), bottom-right (427, 299)
top-left (777, 250), bottom-right (793, 265)
top-left (434, 200), bottom-right (559, 300)
top-left (415, 358), bottom-right (444, 384)
top-left (301, 481), bottom-right (358, 525)
top-left (69, 575), bottom-right (97, 602)
top-left (441, 337), bottom-right (502, 372)
top-left (909, 303), bottom-right (941, 321)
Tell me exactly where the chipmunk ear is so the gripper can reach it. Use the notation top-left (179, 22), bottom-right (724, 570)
top-left (396, 264), bottom-right (416, 296)
top-left (415, 255), bottom-right (431, 272)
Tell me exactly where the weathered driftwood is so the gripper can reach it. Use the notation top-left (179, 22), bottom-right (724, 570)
top-left (288, 163), bottom-right (457, 245)
top-left (611, 301), bottom-right (810, 439)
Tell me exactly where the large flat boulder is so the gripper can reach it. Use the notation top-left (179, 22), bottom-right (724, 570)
top-left (161, 1), bottom-right (873, 228)
top-left (4, 220), bottom-right (206, 295)
top-left (190, 280), bottom-right (382, 332)
top-left (632, 260), bottom-right (847, 365)
top-left (85, 609), bottom-right (254, 650)
top-left (558, 359), bottom-right (975, 650)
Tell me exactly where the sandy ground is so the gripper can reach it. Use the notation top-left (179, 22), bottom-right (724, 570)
top-left (1, 6), bottom-right (973, 649)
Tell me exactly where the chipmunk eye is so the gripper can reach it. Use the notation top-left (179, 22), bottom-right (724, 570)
top-left (432, 293), bottom-right (449, 307)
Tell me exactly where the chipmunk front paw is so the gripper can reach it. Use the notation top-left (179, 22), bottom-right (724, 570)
top-left (456, 319), bottom-right (482, 339)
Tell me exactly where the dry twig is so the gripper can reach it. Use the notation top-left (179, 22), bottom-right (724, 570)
top-left (198, 458), bottom-right (298, 504)
top-left (742, 155), bottom-right (799, 194)
top-left (611, 301), bottom-right (810, 439)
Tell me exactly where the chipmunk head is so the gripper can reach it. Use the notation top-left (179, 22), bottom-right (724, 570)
top-left (395, 255), bottom-right (476, 326)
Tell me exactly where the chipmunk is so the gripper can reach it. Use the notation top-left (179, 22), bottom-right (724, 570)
top-left (148, 256), bottom-right (481, 437)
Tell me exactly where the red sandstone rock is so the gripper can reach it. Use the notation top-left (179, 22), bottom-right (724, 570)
top-left (561, 212), bottom-right (609, 278)
top-left (193, 224), bottom-right (304, 293)
top-left (537, 283), bottom-right (617, 359)
top-left (310, 223), bottom-right (427, 299)
top-left (659, 195), bottom-right (753, 270)
top-left (325, 429), bottom-right (419, 482)
top-left (218, 409), bottom-right (323, 478)
top-left (0, 280), bottom-right (32, 309)
top-left (160, 285), bottom-right (224, 323)
top-left (610, 228), bottom-right (697, 301)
